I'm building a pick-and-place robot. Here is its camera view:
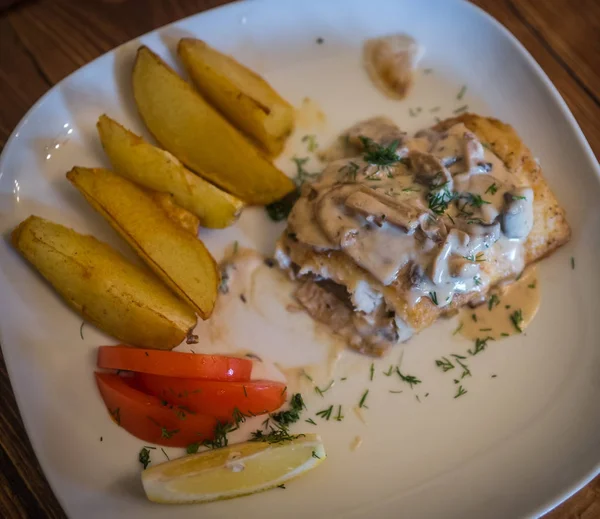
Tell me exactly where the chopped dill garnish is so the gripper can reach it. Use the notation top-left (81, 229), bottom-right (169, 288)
top-left (427, 185), bottom-right (454, 215)
top-left (360, 137), bottom-right (400, 167)
top-left (485, 183), bottom-right (498, 195)
top-left (291, 156), bottom-right (320, 186)
top-left (479, 328), bottom-right (492, 332)
top-left (316, 405), bottom-right (334, 420)
top-left (315, 380), bottom-right (334, 397)
top-left (271, 393), bottom-right (305, 426)
top-left (510, 309), bottom-right (524, 333)
top-left (453, 105), bottom-right (469, 114)
top-left (301, 134), bottom-right (318, 152)
top-left (453, 322), bottom-right (464, 335)
top-left (265, 189), bottom-right (300, 221)
top-left (79, 322), bottom-right (85, 340)
top-left (454, 385), bottom-right (467, 398)
top-left (528, 282), bottom-right (537, 289)
top-left (501, 332), bottom-right (510, 337)
top-left (186, 442), bottom-right (200, 454)
top-left (139, 447), bottom-right (151, 469)
top-left (334, 405), bottom-right (344, 422)
top-left (369, 363), bottom-right (375, 381)
top-left (468, 336), bottom-right (492, 356)
top-left (389, 390), bottom-right (403, 394)
top-left (457, 85), bottom-right (467, 100)
top-left (396, 368), bottom-right (422, 388)
top-left (429, 106), bottom-right (441, 113)
top-left (278, 484), bottom-right (286, 489)
top-left (571, 257), bottom-right (575, 270)
top-left (383, 365), bottom-right (394, 376)
top-left (472, 313), bottom-right (477, 322)
top-left (435, 357), bottom-right (454, 372)
top-left (305, 418), bottom-right (317, 425)
top-left (358, 389), bottom-right (369, 409)
top-left (301, 370), bottom-right (313, 382)
top-left (451, 354), bottom-right (471, 379)
top-left (429, 291), bottom-right (439, 305)
top-left (488, 294), bottom-right (500, 310)
top-left (339, 161), bottom-right (360, 182)
top-left (161, 448), bottom-right (170, 461)
top-left (312, 450), bottom-right (321, 459)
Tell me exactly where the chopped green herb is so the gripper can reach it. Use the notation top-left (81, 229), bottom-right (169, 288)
top-left (451, 354), bottom-right (471, 379)
top-left (249, 423), bottom-right (304, 444)
top-left (369, 363), bottom-right (375, 381)
top-left (305, 418), bottom-right (317, 425)
top-left (424, 68), bottom-right (433, 74)
top-left (334, 405), bottom-right (344, 422)
top-left (161, 427), bottom-right (179, 440)
top-left (453, 105), bottom-right (469, 114)
top-left (361, 137), bottom-right (400, 167)
top-left (415, 395), bottom-right (421, 403)
top-left (454, 385), bottom-right (467, 398)
top-left (358, 389), bottom-right (369, 408)
top-left (491, 374), bottom-right (498, 378)
top-left (278, 484), bottom-right (286, 489)
top-left (485, 183), bottom-right (498, 195)
top-left (571, 257), bottom-right (575, 270)
top-left (488, 294), bottom-right (500, 311)
top-left (139, 447), bottom-right (151, 469)
top-left (315, 380), bottom-right (334, 397)
top-left (301, 134), bottom-right (318, 152)
top-left (186, 442), bottom-right (200, 454)
top-left (389, 390), bottom-right (403, 394)
top-left (271, 393), bottom-right (305, 426)
top-left (511, 195), bottom-right (527, 200)
top-left (383, 365), bottom-right (394, 376)
top-left (435, 357), bottom-right (454, 372)
top-left (233, 240), bottom-right (239, 254)
top-left (312, 450), bottom-right (321, 459)
top-left (396, 368), bottom-right (422, 388)
top-left (339, 161), bottom-right (360, 182)
top-left (472, 313), bottom-right (477, 322)
top-left (429, 291), bottom-right (439, 305)
top-left (243, 385), bottom-right (248, 397)
top-left (457, 85), bottom-right (467, 100)
top-left (429, 106), bottom-right (440, 113)
top-left (453, 322), bottom-right (464, 335)
top-left (316, 405), bottom-right (334, 420)
top-left (409, 107), bottom-right (422, 117)
top-left (427, 185), bottom-right (454, 215)
top-left (510, 309), bottom-right (523, 333)
top-left (79, 321), bottom-right (85, 340)
top-left (479, 328), bottom-right (492, 332)
top-left (501, 332), bottom-right (510, 337)
top-left (468, 336), bottom-right (492, 356)
top-left (473, 275), bottom-right (482, 286)
top-left (161, 448), bottom-right (170, 461)
top-left (528, 282), bottom-right (536, 289)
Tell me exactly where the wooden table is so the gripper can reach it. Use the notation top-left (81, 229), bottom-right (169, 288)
top-left (0, 0), bottom-right (598, 517)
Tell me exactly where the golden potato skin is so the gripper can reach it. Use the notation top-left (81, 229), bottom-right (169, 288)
top-left (11, 216), bottom-right (197, 350)
top-left (132, 46), bottom-right (294, 205)
top-left (67, 167), bottom-right (219, 319)
top-left (148, 191), bottom-right (200, 236)
top-left (178, 38), bottom-right (295, 157)
top-left (97, 115), bottom-right (244, 228)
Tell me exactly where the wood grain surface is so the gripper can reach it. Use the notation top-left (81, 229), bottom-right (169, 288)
top-left (0, 0), bottom-right (598, 517)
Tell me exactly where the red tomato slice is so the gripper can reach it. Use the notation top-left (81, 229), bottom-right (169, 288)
top-left (97, 345), bottom-right (252, 380)
top-left (95, 372), bottom-right (218, 447)
top-left (134, 373), bottom-right (287, 422)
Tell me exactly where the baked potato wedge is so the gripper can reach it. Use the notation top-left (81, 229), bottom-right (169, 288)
top-left (97, 115), bottom-right (243, 228)
top-left (178, 38), bottom-right (295, 157)
top-left (11, 216), bottom-right (197, 349)
top-left (148, 191), bottom-right (200, 236)
top-left (67, 167), bottom-right (219, 319)
top-left (132, 46), bottom-right (294, 205)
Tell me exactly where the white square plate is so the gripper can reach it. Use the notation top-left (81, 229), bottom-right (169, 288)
top-left (1, 0), bottom-right (599, 517)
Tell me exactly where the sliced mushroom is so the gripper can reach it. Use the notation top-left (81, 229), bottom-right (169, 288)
top-left (463, 131), bottom-right (486, 174)
top-left (344, 116), bottom-right (406, 150)
top-left (448, 257), bottom-right (479, 278)
top-left (287, 195), bottom-right (338, 250)
top-left (463, 221), bottom-right (501, 250)
top-left (408, 150), bottom-right (453, 190)
top-left (363, 34), bottom-right (423, 100)
top-left (314, 184), bottom-right (362, 245)
top-left (344, 189), bottom-right (421, 233)
top-left (501, 187), bottom-right (534, 239)
top-left (429, 229), bottom-right (471, 285)
top-left (418, 213), bottom-right (448, 242)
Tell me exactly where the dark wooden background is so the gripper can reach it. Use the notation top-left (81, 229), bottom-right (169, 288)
top-left (0, 0), bottom-right (598, 517)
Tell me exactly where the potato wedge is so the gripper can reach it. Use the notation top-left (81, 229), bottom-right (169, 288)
top-left (11, 216), bottom-right (197, 349)
top-left (148, 191), bottom-right (200, 236)
top-left (132, 46), bottom-right (294, 205)
top-left (67, 167), bottom-right (219, 319)
top-left (178, 38), bottom-right (295, 157)
top-left (97, 115), bottom-right (243, 228)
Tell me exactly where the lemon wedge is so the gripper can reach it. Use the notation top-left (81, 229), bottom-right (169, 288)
top-left (142, 434), bottom-right (326, 504)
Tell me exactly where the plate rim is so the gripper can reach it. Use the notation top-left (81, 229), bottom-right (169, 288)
top-left (0, 0), bottom-right (599, 517)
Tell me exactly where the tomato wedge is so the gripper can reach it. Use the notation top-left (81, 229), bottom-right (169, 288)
top-left (134, 373), bottom-right (287, 422)
top-left (95, 372), bottom-right (218, 447)
top-left (97, 345), bottom-right (252, 380)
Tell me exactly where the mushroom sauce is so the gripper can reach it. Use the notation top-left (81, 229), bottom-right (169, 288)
top-left (284, 117), bottom-right (535, 341)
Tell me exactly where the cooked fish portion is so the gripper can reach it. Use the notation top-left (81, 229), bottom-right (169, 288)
top-left (276, 114), bottom-right (570, 356)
